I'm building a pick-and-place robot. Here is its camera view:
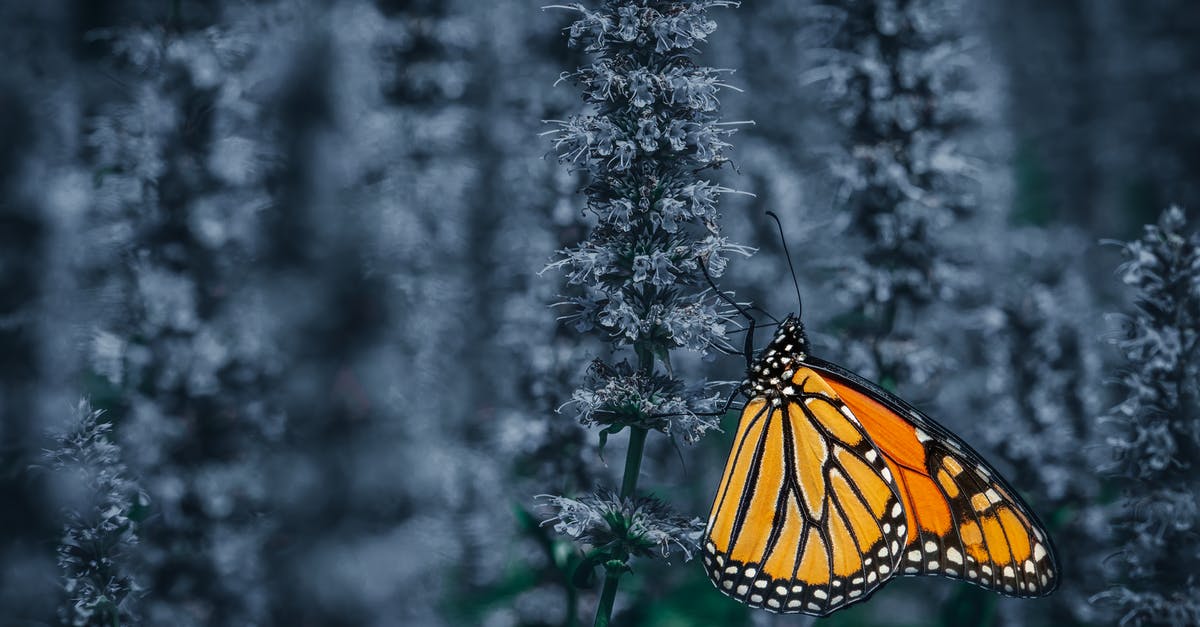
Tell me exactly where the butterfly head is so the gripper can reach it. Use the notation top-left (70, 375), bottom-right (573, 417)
top-left (743, 314), bottom-right (810, 398)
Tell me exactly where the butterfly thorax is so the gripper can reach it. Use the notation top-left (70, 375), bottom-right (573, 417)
top-left (742, 314), bottom-right (810, 398)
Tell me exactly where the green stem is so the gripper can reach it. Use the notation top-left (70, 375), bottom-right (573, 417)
top-left (620, 427), bottom-right (648, 499)
top-left (593, 348), bottom-right (654, 627)
top-left (566, 581), bottom-right (578, 627)
top-left (594, 570), bottom-right (621, 627)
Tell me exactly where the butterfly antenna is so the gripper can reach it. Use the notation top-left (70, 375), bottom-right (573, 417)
top-left (765, 210), bottom-right (803, 319)
top-left (727, 318), bottom-right (782, 335)
top-left (748, 305), bottom-right (780, 326)
top-left (700, 256), bottom-right (751, 320)
top-left (699, 256), bottom-right (757, 371)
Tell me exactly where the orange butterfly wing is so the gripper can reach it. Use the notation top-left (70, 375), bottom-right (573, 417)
top-left (704, 367), bottom-right (907, 615)
top-left (703, 315), bottom-right (1058, 616)
top-left (809, 357), bottom-right (1060, 597)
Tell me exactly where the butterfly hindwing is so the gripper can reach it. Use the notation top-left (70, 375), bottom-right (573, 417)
top-left (810, 357), bottom-right (1060, 597)
top-left (704, 367), bottom-right (908, 615)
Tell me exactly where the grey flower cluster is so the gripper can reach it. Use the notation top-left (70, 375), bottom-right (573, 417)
top-left (1097, 207), bottom-right (1200, 626)
top-left (568, 359), bottom-right (726, 444)
top-left (541, 1), bottom-right (745, 618)
top-left (545, 1), bottom-right (748, 454)
top-left (46, 400), bottom-right (143, 627)
top-left (547, 0), bottom-right (749, 356)
top-left (544, 491), bottom-right (704, 561)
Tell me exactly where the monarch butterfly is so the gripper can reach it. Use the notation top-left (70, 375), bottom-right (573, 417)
top-left (701, 222), bottom-right (1059, 616)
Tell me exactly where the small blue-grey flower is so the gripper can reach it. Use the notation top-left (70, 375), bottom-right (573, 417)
top-left (610, 139), bottom-right (636, 171)
top-left (628, 68), bottom-right (656, 109)
top-left (635, 116), bottom-right (661, 152)
top-left (616, 5), bottom-right (641, 42)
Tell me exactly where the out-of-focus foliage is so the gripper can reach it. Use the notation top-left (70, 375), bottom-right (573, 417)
top-left (0, 0), bottom-right (1197, 626)
top-left (985, 2), bottom-right (1200, 233)
top-left (814, 0), bottom-right (983, 388)
top-left (966, 227), bottom-right (1111, 627)
top-left (1095, 207), bottom-right (1200, 626)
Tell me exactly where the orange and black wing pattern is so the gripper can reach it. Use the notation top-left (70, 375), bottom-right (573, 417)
top-left (704, 316), bottom-right (1059, 616)
top-left (809, 356), bottom-right (1060, 597)
top-left (703, 368), bottom-right (907, 615)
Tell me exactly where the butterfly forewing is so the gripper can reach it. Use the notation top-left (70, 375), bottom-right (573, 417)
top-left (819, 363), bottom-right (1059, 597)
top-left (704, 366), bottom-right (907, 615)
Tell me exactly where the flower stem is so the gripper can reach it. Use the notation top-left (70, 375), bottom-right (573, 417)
top-left (619, 427), bottom-right (648, 499)
top-left (593, 349), bottom-right (653, 627)
top-left (594, 570), bottom-right (621, 627)
top-left (593, 426), bottom-right (647, 627)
